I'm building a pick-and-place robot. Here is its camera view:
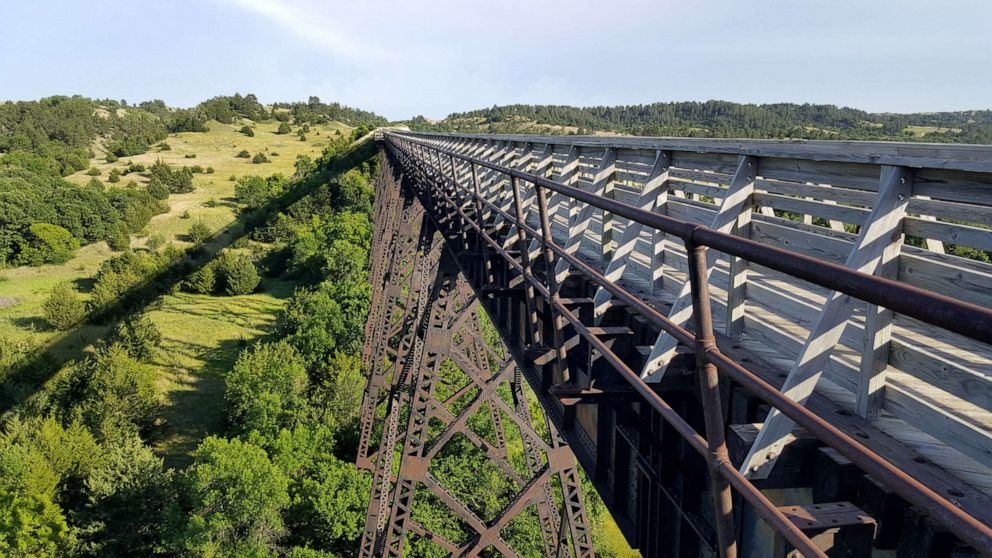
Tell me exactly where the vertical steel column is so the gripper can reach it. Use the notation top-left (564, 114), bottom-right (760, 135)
top-left (686, 241), bottom-right (738, 558)
top-left (534, 183), bottom-right (571, 385)
top-left (511, 176), bottom-right (542, 346)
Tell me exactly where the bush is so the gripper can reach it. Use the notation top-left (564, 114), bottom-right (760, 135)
top-left (86, 167), bottom-right (101, 176)
top-left (145, 233), bottom-right (165, 252)
top-left (302, 124), bottom-right (311, 133)
top-left (204, 198), bottom-right (220, 208)
top-left (184, 153), bottom-right (197, 159)
top-left (82, 344), bottom-right (159, 432)
top-left (298, 131), bottom-right (307, 141)
top-left (147, 177), bottom-right (169, 200)
top-left (190, 165), bottom-right (204, 173)
top-left (184, 262), bottom-right (217, 294)
top-left (106, 224), bottom-right (131, 251)
top-left (252, 152), bottom-right (269, 164)
top-left (239, 125), bottom-right (255, 137)
top-left (235, 150), bottom-right (251, 158)
top-left (225, 341), bottom-right (308, 438)
top-left (112, 314), bottom-right (162, 362)
top-left (158, 142), bottom-right (171, 151)
top-left (125, 162), bottom-right (145, 174)
top-left (179, 210), bottom-right (191, 219)
top-left (108, 168), bottom-right (121, 183)
top-left (42, 282), bottom-right (85, 330)
top-left (206, 166), bottom-right (215, 174)
top-left (270, 152), bottom-right (279, 157)
top-left (216, 253), bottom-right (259, 295)
top-left (187, 221), bottom-right (212, 244)
top-left (277, 122), bottom-right (292, 135)
top-left (16, 223), bottom-right (80, 266)
top-left (149, 159), bottom-right (193, 193)
top-left (105, 152), bottom-right (119, 163)
top-left (87, 177), bottom-right (104, 190)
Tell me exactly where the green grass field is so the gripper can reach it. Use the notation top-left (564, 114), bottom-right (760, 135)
top-left (1, 117), bottom-right (350, 462)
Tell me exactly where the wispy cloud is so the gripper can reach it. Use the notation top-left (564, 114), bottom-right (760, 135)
top-left (216, 0), bottom-right (387, 65)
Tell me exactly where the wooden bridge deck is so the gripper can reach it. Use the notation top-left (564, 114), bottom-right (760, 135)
top-left (410, 133), bottom-right (992, 496)
top-left (373, 131), bottom-right (992, 557)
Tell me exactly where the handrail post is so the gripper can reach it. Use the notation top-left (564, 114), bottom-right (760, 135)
top-left (511, 176), bottom-right (542, 346)
top-left (686, 239), bottom-right (737, 558)
top-left (535, 182), bottom-right (571, 387)
top-left (470, 162), bottom-right (494, 284)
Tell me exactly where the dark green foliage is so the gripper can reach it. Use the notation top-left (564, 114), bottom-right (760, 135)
top-left (111, 314), bottom-right (162, 362)
top-left (86, 177), bottom-right (103, 190)
top-left (105, 224), bottom-right (130, 252)
top-left (183, 261), bottom-right (217, 294)
top-left (226, 341), bottom-right (309, 440)
top-left (85, 167), bottom-right (101, 176)
top-left (157, 141), bottom-right (171, 151)
top-left (277, 122), bottom-right (292, 135)
top-left (271, 96), bottom-right (388, 128)
top-left (235, 174), bottom-right (285, 209)
top-left (148, 159), bottom-right (193, 193)
top-left (197, 93), bottom-right (269, 123)
top-left (42, 282), bottom-right (85, 330)
top-left (299, 131), bottom-right (307, 141)
top-left (184, 153), bottom-right (196, 159)
top-left (418, 102), bottom-right (992, 143)
top-left (206, 166), bottom-right (215, 174)
top-left (253, 152), bottom-right (270, 164)
top-left (87, 250), bottom-right (173, 315)
top-left (107, 168), bottom-right (121, 183)
top-left (165, 108), bottom-right (209, 133)
top-left (124, 161), bottom-right (145, 174)
top-left (105, 152), bottom-right (119, 163)
top-left (78, 344), bottom-right (159, 434)
top-left (216, 252), bottom-right (260, 295)
top-left (15, 223), bottom-right (79, 265)
top-left (236, 149), bottom-right (251, 158)
top-left (187, 221), bottom-right (212, 244)
top-left (176, 437), bottom-right (289, 555)
top-left (145, 233), bottom-right (165, 252)
top-left (240, 125), bottom-right (255, 137)
top-left (146, 177), bottom-right (169, 200)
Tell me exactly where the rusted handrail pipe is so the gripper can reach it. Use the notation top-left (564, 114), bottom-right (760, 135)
top-left (389, 132), bottom-right (992, 346)
top-left (387, 134), bottom-right (992, 555)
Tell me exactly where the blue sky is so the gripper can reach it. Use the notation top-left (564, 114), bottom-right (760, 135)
top-left (1, 0), bottom-right (989, 120)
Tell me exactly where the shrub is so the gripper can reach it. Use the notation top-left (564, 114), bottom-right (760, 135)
top-left (87, 177), bottom-right (104, 190)
top-left (147, 177), bottom-right (169, 200)
top-left (179, 210), bottom-right (191, 219)
top-left (206, 166), bottom-right (215, 174)
top-left (225, 341), bottom-right (308, 438)
top-left (277, 122), bottom-right (292, 135)
top-left (112, 314), bottom-right (162, 362)
top-left (216, 253), bottom-right (259, 295)
top-left (184, 153), bottom-right (197, 159)
top-left (42, 282), bottom-right (85, 330)
top-left (82, 344), bottom-right (159, 432)
top-left (106, 224), bottom-right (131, 251)
top-left (16, 223), bottom-right (80, 266)
top-left (236, 150), bottom-right (251, 158)
top-left (108, 168), bottom-right (121, 183)
top-left (149, 159), bottom-right (193, 193)
top-left (126, 162), bottom-right (146, 174)
top-left (158, 142), bottom-right (171, 151)
top-left (188, 221), bottom-right (212, 244)
top-left (190, 165), bottom-right (204, 173)
top-left (184, 262), bottom-right (217, 294)
top-left (302, 124), bottom-right (311, 133)
top-left (204, 198), bottom-right (220, 208)
top-left (145, 233), bottom-right (165, 252)
top-left (105, 152), bottom-right (119, 163)
top-left (298, 132), bottom-right (307, 141)
top-left (239, 125), bottom-right (255, 137)
top-left (252, 153), bottom-right (269, 164)
top-left (270, 152), bottom-right (279, 157)
top-left (86, 167), bottom-right (101, 176)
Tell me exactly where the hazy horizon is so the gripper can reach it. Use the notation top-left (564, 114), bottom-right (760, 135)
top-left (2, 0), bottom-right (990, 120)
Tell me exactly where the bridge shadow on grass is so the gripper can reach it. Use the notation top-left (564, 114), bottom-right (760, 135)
top-left (0, 138), bottom-right (377, 416)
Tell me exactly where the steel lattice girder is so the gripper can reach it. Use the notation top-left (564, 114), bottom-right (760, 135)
top-left (357, 152), bottom-right (594, 558)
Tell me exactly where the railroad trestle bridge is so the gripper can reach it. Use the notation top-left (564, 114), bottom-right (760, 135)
top-left (357, 130), bottom-right (992, 558)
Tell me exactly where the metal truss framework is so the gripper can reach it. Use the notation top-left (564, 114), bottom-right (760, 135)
top-left (357, 158), bottom-right (594, 558)
top-left (369, 132), bottom-right (992, 558)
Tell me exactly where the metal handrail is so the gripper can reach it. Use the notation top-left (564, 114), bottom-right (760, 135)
top-left (385, 131), bottom-right (992, 557)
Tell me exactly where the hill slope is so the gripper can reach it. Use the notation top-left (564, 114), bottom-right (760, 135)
top-left (409, 101), bottom-right (992, 143)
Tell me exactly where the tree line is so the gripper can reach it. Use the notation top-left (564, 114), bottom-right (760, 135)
top-left (410, 100), bottom-right (992, 143)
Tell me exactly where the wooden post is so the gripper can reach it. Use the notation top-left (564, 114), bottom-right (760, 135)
top-left (640, 155), bottom-right (758, 381)
top-left (741, 165), bottom-right (913, 479)
top-left (591, 150), bottom-right (671, 318)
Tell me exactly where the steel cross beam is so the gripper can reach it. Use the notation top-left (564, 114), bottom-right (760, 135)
top-left (357, 152), bottom-right (594, 558)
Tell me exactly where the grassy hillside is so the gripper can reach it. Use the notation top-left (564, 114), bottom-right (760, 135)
top-left (409, 101), bottom-right (992, 143)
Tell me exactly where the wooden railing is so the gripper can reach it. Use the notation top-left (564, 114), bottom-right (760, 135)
top-left (388, 130), bottom-right (992, 555)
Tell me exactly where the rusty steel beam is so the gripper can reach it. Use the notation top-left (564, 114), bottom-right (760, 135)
top-left (384, 132), bottom-right (992, 557)
top-left (358, 152), bottom-right (594, 558)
